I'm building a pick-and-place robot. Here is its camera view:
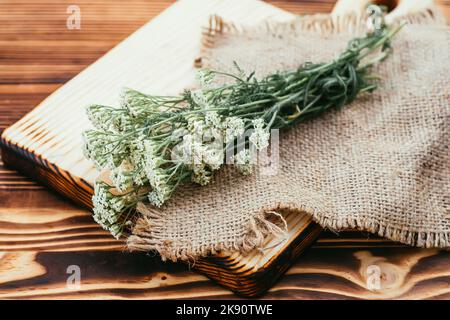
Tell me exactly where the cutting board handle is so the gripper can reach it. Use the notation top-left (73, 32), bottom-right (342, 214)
top-left (332, 0), bottom-right (436, 22)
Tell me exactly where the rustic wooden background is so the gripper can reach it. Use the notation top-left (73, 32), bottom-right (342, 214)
top-left (1, 0), bottom-right (449, 299)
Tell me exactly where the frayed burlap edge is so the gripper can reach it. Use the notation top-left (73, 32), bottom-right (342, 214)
top-left (127, 203), bottom-right (289, 262)
top-left (127, 6), bottom-right (449, 261)
top-left (129, 196), bottom-right (449, 262)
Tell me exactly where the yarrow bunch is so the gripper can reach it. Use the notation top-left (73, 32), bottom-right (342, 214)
top-left (83, 22), bottom-right (404, 238)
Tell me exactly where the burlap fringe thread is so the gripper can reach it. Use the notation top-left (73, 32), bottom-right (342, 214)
top-left (127, 6), bottom-right (449, 261)
top-left (128, 203), bottom-right (289, 262)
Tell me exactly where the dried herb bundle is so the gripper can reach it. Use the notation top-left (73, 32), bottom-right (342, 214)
top-left (83, 22), bottom-right (403, 238)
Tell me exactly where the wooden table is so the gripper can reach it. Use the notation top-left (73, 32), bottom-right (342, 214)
top-left (0, 0), bottom-right (449, 299)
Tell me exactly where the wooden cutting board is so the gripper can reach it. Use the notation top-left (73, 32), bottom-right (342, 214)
top-left (0, 0), bottom-right (434, 297)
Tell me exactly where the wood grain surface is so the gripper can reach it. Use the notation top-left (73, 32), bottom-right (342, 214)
top-left (0, 0), bottom-right (449, 299)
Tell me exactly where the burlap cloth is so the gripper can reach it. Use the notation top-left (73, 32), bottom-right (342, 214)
top-left (128, 9), bottom-right (450, 261)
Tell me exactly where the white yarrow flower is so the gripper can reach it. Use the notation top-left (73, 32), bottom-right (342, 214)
top-left (92, 182), bottom-right (133, 239)
top-left (180, 134), bottom-right (204, 165)
top-left (196, 69), bottom-right (214, 86)
top-left (148, 187), bottom-right (171, 207)
top-left (252, 118), bottom-right (265, 129)
top-left (110, 160), bottom-right (134, 192)
top-left (205, 111), bottom-right (222, 128)
top-left (203, 146), bottom-right (223, 170)
top-left (187, 118), bottom-right (206, 138)
top-left (191, 89), bottom-right (207, 106)
top-left (224, 116), bottom-right (245, 143)
top-left (191, 164), bottom-right (212, 186)
top-left (249, 118), bottom-right (270, 150)
top-left (146, 167), bottom-right (167, 189)
top-left (234, 149), bottom-right (254, 175)
top-left (86, 105), bottom-right (133, 133)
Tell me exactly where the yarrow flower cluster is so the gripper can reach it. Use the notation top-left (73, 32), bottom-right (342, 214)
top-left (84, 82), bottom-right (271, 237)
top-left (83, 21), bottom-right (403, 238)
top-left (233, 149), bottom-right (254, 175)
top-left (92, 182), bottom-right (135, 239)
top-left (249, 119), bottom-right (270, 150)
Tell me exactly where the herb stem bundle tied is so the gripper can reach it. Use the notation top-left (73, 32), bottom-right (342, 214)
top-left (83, 22), bottom-right (404, 238)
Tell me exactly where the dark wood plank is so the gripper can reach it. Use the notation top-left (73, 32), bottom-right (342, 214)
top-left (0, 177), bottom-right (448, 299)
top-left (0, 242), bottom-right (448, 299)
